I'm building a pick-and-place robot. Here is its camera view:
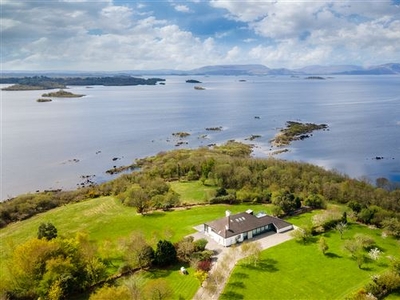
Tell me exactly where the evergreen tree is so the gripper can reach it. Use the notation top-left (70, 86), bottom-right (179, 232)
top-left (154, 240), bottom-right (177, 266)
top-left (37, 222), bottom-right (57, 240)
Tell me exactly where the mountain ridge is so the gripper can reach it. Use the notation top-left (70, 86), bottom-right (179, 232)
top-left (2, 63), bottom-right (399, 77)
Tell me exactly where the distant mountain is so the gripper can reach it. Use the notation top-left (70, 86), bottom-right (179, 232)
top-left (187, 64), bottom-right (271, 75)
top-left (339, 63), bottom-right (400, 75)
top-left (2, 63), bottom-right (399, 77)
top-left (294, 65), bottom-right (363, 75)
top-left (185, 63), bottom-right (400, 76)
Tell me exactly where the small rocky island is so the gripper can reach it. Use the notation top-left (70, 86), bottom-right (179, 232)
top-left (3, 83), bottom-right (66, 91)
top-left (42, 89), bottom-right (85, 98)
top-left (186, 79), bottom-right (202, 83)
top-left (271, 121), bottom-right (328, 146)
top-left (36, 98), bottom-right (52, 102)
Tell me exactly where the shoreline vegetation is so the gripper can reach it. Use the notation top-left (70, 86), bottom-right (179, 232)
top-left (271, 121), bottom-right (329, 147)
top-left (1, 141), bottom-right (400, 299)
top-left (1, 75), bottom-right (166, 90)
top-left (1, 140), bottom-right (399, 229)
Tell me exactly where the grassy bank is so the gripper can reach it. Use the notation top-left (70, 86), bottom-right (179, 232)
top-left (222, 222), bottom-right (400, 299)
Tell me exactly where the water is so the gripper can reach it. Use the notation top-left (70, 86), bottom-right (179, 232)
top-left (1, 75), bottom-right (399, 200)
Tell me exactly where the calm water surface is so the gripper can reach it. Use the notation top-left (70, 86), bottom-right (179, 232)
top-left (2, 75), bottom-right (400, 200)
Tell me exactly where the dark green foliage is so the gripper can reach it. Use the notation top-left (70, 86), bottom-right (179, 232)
top-left (348, 201), bottom-right (363, 214)
top-left (194, 238), bottom-right (208, 252)
top-left (1, 141), bottom-right (400, 230)
top-left (272, 190), bottom-right (301, 214)
top-left (154, 240), bottom-right (177, 267)
top-left (382, 218), bottom-right (400, 238)
top-left (272, 121), bottom-right (328, 146)
top-left (304, 194), bottom-right (326, 209)
top-left (0, 75), bottom-right (165, 89)
top-left (38, 222), bottom-right (58, 240)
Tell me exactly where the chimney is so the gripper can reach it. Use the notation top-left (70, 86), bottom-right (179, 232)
top-left (226, 214), bottom-right (230, 231)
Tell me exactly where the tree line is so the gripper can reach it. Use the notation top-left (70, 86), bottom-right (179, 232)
top-left (1, 223), bottom-right (211, 300)
top-left (1, 141), bottom-right (399, 230)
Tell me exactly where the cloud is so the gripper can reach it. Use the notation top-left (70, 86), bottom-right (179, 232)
top-left (211, 0), bottom-right (400, 67)
top-left (1, 0), bottom-right (399, 70)
top-left (174, 5), bottom-right (191, 13)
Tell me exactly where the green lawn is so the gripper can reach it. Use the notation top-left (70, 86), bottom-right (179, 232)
top-left (2, 196), bottom-right (399, 299)
top-left (0, 196), bottom-right (267, 298)
top-left (222, 222), bottom-right (400, 300)
top-left (169, 180), bottom-right (217, 204)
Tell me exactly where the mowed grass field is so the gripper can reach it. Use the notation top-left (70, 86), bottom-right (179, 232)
top-left (0, 194), bottom-right (267, 299)
top-left (222, 222), bottom-right (400, 300)
top-left (1, 183), bottom-right (399, 299)
top-left (169, 181), bottom-right (217, 204)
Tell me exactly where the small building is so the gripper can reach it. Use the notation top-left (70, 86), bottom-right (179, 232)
top-left (203, 210), bottom-right (293, 247)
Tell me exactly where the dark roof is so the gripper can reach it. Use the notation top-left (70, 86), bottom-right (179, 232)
top-left (205, 211), bottom-right (292, 238)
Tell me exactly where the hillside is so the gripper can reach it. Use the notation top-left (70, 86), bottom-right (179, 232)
top-left (2, 63), bottom-right (399, 78)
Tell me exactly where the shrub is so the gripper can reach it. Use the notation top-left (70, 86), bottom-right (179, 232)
top-left (197, 260), bottom-right (212, 272)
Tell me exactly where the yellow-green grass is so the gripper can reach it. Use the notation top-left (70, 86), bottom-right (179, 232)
top-left (0, 196), bottom-right (267, 280)
top-left (222, 223), bottom-right (400, 300)
top-left (169, 180), bottom-right (217, 204)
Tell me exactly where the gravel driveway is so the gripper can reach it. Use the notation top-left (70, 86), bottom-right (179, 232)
top-left (190, 225), bottom-right (296, 299)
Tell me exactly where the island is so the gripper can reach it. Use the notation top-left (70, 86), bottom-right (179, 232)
top-left (271, 121), bottom-right (328, 146)
top-left (305, 76), bottom-right (326, 80)
top-left (3, 83), bottom-right (66, 90)
top-left (186, 79), bottom-right (202, 83)
top-left (42, 89), bottom-right (85, 98)
top-left (194, 86), bottom-right (205, 90)
top-left (172, 132), bottom-right (190, 138)
top-left (205, 126), bottom-right (222, 131)
top-left (1, 75), bottom-right (166, 90)
top-left (36, 98), bottom-right (52, 102)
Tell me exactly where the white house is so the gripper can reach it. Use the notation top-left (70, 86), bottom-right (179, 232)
top-left (203, 210), bottom-right (293, 247)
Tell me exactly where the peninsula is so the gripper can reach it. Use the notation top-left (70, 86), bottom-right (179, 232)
top-left (271, 121), bottom-right (328, 146)
top-left (1, 75), bottom-right (166, 90)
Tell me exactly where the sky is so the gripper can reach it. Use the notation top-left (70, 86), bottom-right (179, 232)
top-left (2, 0), bottom-right (400, 71)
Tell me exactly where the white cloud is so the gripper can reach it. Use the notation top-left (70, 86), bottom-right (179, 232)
top-left (1, 0), bottom-right (399, 70)
top-left (174, 5), bottom-right (191, 13)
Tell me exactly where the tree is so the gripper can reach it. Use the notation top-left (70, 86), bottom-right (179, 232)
top-left (124, 184), bottom-right (151, 214)
top-left (290, 226), bottom-right (312, 244)
top-left (154, 240), bottom-right (177, 267)
top-left (240, 241), bottom-right (262, 266)
top-left (368, 248), bottom-right (382, 261)
top-left (89, 285), bottom-right (131, 300)
top-left (175, 236), bottom-right (195, 262)
top-left (144, 279), bottom-right (173, 300)
top-left (5, 234), bottom-right (107, 299)
top-left (120, 232), bottom-right (154, 269)
top-left (193, 238), bottom-right (208, 252)
top-left (124, 275), bottom-right (146, 300)
top-left (382, 218), bottom-right (400, 238)
top-left (336, 222), bottom-right (347, 239)
top-left (304, 194), bottom-right (326, 209)
top-left (38, 222), bottom-right (58, 240)
top-left (272, 190), bottom-right (301, 214)
top-left (318, 237), bottom-right (329, 255)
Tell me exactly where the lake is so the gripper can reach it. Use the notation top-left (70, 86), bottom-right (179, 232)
top-left (2, 75), bottom-right (400, 200)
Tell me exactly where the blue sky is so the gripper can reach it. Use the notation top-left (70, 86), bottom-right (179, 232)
top-left (2, 0), bottom-right (400, 71)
